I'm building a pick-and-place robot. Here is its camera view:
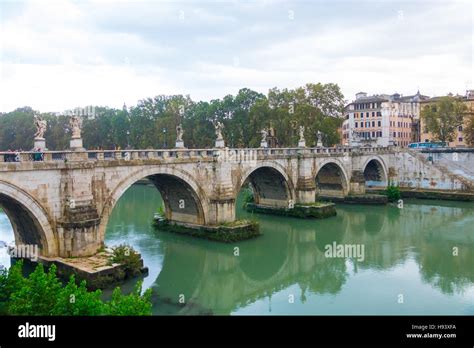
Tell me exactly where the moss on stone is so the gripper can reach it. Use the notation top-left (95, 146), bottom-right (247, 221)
top-left (244, 202), bottom-right (337, 219)
top-left (152, 219), bottom-right (261, 242)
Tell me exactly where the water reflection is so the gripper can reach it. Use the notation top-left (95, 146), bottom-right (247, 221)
top-left (103, 185), bottom-right (474, 314)
top-left (1, 184), bottom-right (471, 315)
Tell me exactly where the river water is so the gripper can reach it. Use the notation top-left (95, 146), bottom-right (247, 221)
top-left (1, 184), bottom-right (473, 315)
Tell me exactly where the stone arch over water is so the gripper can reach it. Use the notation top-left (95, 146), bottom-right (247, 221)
top-left (238, 163), bottom-right (295, 207)
top-left (99, 167), bottom-right (208, 242)
top-left (0, 180), bottom-right (57, 256)
top-left (315, 161), bottom-right (349, 198)
top-left (363, 157), bottom-right (388, 186)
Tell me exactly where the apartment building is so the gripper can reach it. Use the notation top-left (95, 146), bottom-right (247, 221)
top-left (342, 91), bottom-right (429, 147)
top-left (419, 90), bottom-right (474, 147)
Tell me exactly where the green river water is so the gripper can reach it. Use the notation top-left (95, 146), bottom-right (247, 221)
top-left (1, 184), bottom-right (473, 315)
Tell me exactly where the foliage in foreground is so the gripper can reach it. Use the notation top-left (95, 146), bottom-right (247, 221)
top-left (0, 261), bottom-right (152, 316)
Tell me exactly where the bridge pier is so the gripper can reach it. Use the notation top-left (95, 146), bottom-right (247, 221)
top-left (349, 170), bottom-right (366, 195)
top-left (209, 198), bottom-right (236, 224)
top-left (296, 156), bottom-right (317, 204)
top-left (295, 177), bottom-right (317, 204)
top-left (57, 201), bottom-right (102, 257)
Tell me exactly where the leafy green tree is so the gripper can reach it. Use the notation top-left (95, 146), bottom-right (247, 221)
top-left (0, 262), bottom-right (153, 316)
top-left (421, 96), bottom-right (467, 143)
top-left (52, 276), bottom-right (104, 316)
top-left (0, 82), bottom-right (346, 151)
top-left (105, 281), bottom-right (152, 316)
top-left (0, 107), bottom-right (36, 150)
top-left (463, 114), bottom-right (474, 146)
top-left (8, 263), bottom-right (62, 315)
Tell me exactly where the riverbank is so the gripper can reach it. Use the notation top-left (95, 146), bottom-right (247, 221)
top-left (366, 188), bottom-right (474, 202)
top-left (36, 248), bottom-right (148, 290)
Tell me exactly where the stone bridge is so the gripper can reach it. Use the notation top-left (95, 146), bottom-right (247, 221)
top-left (0, 146), bottom-right (471, 258)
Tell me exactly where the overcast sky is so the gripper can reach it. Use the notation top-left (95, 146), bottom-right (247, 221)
top-left (0, 0), bottom-right (472, 113)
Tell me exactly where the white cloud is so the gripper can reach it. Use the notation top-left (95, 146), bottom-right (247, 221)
top-left (0, 0), bottom-right (472, 112)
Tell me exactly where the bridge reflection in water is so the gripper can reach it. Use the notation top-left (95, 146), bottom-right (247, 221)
top-left (103, 184), bottom-right (474, 315)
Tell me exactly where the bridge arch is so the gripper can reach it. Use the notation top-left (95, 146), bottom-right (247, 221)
top-left (237, 162), bottom-right (295, 207)
top-left (98, 166), bottom-right (210, 241)
top-left (0, 180), bottom-right (57, 256)
top-left (362, 156), bottom-right (388, 186)
top-left (314, 159), bottom-right (349, 198)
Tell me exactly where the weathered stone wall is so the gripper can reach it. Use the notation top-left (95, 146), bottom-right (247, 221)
top-left (1, 147), bottom-right (472, 258)
top-left (391, 149), bottom-right (474, 191)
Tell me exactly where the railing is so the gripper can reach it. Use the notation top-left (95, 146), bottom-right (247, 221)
top-left (0, 146), bottom-right (396, 164)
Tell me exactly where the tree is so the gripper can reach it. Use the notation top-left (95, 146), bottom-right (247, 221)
top-left (52, 276), bottom-right (104, 316)
top-left (8, 263), bottom-right (62, 315)
top-left (421, 96), bottom-right (467, 143)
top-left (463, 114), bottom-right (474, 147)
top-left (0, 82), bottom-right (346, 151)
top-left (0, 262), bottom-right (153, 316)
top-left (104, 281), bottom-right (152, 316)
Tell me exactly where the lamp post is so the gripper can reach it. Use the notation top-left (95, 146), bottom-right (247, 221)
top-left (126, 130), bottom-right (130, 149)
top-left (163, 128), bottom-right (167, 148)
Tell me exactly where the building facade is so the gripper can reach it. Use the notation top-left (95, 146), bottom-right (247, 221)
top-left (342, 91), bottom-right (428, 147)
top-left (419, 90), bottom-right (474, 147)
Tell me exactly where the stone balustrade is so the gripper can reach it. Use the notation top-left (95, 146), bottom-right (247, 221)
top-left (0, 146), bottom-right (396, 164)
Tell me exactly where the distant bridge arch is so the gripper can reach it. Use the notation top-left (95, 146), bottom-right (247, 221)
top-left (315, 159), bottom-right (350, 197)
top-left (237, 161), bottom-right (295, 207)
top-left (362, 156), bottom-right (388, 185)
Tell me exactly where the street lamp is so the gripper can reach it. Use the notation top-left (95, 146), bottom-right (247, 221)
top-left (163, 128), bottom-right (167, 148)
top-left (126, 130), bottom-right (130, 149)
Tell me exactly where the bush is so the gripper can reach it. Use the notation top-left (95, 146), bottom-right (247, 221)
top-left (105, 281), bottom-right (152, 316)
top-left (0, 262), bottom-right (152, 316)
top-left (385, 181), bottom-right (401, 202)
top-left (111, 244), bottom-right (143, 277)
top-left (52, 276), bottom-right (105, 316)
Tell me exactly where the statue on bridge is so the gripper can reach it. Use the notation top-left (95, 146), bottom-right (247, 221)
top-left (260, 128), bottom-right (268, 148)
top-left (316, 130), bottom-right (323, 147)
top-left (70, 115), bottom-right (82, 138)
top-left (175, 124), bottom-right (185, 148)
top-left (34, 114), bottom-right (47, 139)
top-left (214, 121), bottom-right (225, 148)
top-left (33, 113), bottom-right (47, 151)
top-left (298, 126), bottom-right (306, 148)
top-left (69, 115), bottom-right (84, 151)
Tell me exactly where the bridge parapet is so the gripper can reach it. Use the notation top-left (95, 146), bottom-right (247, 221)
top-left (0, 146), bottom-right (396, 165)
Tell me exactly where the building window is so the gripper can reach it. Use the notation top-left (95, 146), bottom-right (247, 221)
top-left (372, 131), bottom-right (375, 137)
top-left (372, 121), bottom-right (375, 127)
top-left (372, 112), bottom-right (375, 117)
top-left (377, 111), bottom-right (382, 116)
top-left (459, 126), bottom-right (463, 131)
top-left (378, 121), bottom-right (381, 127)
top-left (393, 132), bottom-right (396, 138)
top-left (459, 137), bottom-right (463, 142)
top-left (366, 112), bottom-right (369, 117)
top-left (355, 122), bottom-right (358, 128)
